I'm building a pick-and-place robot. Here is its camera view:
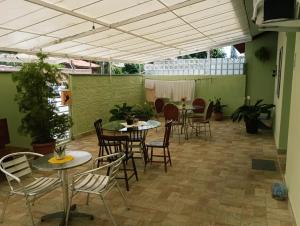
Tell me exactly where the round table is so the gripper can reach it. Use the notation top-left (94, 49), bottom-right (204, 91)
top-left (32, 150), bottom-right (92, 226)
top-left (102, 119), bottom-right (161, 132)
top-left (102, 120), bottom-right (161, 166)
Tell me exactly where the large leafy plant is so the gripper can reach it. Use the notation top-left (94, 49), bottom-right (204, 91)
top-left (212, 98), bottom-right (227, 113)
top-left (109, 103), bottom-right (133, 121)
top-left (13, 53), bottom-right (72, 144)
top-left (231, 99), bottom-right (274, 122)
top-left (109, 102), bottom-right (154, 121)
top-left (132, 103), bottom-right (155, 120)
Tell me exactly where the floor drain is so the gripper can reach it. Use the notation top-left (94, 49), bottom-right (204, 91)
top-left (252, 159), bottom-right (277, 171)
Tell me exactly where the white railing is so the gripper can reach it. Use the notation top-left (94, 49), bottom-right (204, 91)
top-left (144, 58), bottom-right (245, 75)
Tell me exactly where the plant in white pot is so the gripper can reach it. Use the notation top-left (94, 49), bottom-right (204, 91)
top-left (13, 53), bottom-right (72, 154)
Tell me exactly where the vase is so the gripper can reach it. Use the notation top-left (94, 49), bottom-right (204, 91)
top-left (54, 150), bottom-right (66, 160)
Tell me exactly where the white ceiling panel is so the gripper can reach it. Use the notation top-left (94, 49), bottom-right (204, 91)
top-left (43, 0), bottom-right (101, 11)
top-left (0, 28), bottom-right (12, 37)
top-left (0, 31), bottom-right (38, 46)
top-left (75, 0), bottom-right (150, 19)
top-left (42, 41), bottom-right (79, 52)
top-left (2, 8), bottom-right (61, 30)
top-left (14, 36), bottom-right (57, 49)
top-left (98, 1), bottom-right (165, 24)
top-left (118, 12), bottom-right (176, 31)
top-left (23, 14), bottom-right (84, 34)
top-left (0, 0), bottom-right (41, 25)
top-left (0, 0), bottom-right (251, 63)
top-left (131, 19), bottom-right (184, 35)
top-left (49, 22), bottom-right (103, 38)
top-left (75, 29), bottom-right (122, 43)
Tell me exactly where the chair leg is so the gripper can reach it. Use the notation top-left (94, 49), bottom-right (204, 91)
top-left (101, 196), bottom-right (117, 226)
top-left (208, 122), bottom-right (212, 137)
top-left (86, 193), bottom-right (90, 205)
top-left (115, 183), bottom-right (130, 210)
top-left (131, 156), bottom-right (138, 181)
top-left (26, 197), bottom-right (35, 226)
top-left (167, 147), bottom-right (172, 166)
top-left (150, 147), bottom-right (153, 164)
top-left (163, 148), bottom-right (167, 172)
top-left (177, 125), bottom-right (181, 144)
top-left (122, 161), bottom-right (130, 191)
top-left (0, 193), bottom-right (10, 223)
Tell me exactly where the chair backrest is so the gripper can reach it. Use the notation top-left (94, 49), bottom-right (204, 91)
top-left (106, 153), bottom-right (125, 182)
top-left (128, 129), bottom-right (147, 144)
top-left (192, 98), bottom-right (206, 113)
top-left (164, 104), bottom-right (179, 121)
top-left (163, 121), bottom-right (173, 146)
top-left (94, 118), bottom-right (103, 145)
top-left (0, 152), bottom-right (43, 189)
top-left (100, 134), bottom-right (130, 158)
top-left (155, 98), bottom-right (165, 114)
top-left (205, 101), bottom-right (214, 120)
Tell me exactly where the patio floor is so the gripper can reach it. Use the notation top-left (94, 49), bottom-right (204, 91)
top-left (0, 120), bottom-right (295, 226)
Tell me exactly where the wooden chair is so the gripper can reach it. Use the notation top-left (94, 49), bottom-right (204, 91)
top-left (190, 101), bottom-right (214, 138)
top-left (146, 121), bottom-right (172, 172)
top-left (163, 103), bottom-right (187, 142)
top-left (154, 98), bottom-right (165, 118)
top-left (127, 129), bottom-right (148, 169)
top-left (192, 98), bottom-right (206, 114)
top-left (100, 134), bottom-right (138, 191)
top-left (0, 152), bottom-right (61, 226)
top-left (94, 119), bottom-right (105, 160)
top-left (68, 153), bottom-right (128, 226)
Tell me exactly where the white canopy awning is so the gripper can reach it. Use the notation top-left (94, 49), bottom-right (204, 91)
top-left (0, 0), bottom-right (251, 63)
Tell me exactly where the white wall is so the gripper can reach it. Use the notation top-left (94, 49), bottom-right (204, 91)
top-left (285, 32), bottom-right (300, 225)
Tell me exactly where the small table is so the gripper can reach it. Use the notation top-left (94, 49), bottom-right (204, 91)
top-left (102, 119), bottom-right (161, 132)
top-left (102, 120), bottom-right (161, 164)
top-left (32, 150), bottom-right (92, 226)
top-left (177, 105), bottom-right (205, 139)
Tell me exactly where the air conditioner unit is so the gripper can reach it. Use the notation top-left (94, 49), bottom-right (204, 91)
top-left (252, 0), bottom-right (300, 32)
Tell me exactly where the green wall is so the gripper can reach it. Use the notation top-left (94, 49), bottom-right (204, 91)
top-left (144, 75), bottom-right (246, 116)
top-left (285, 32), bottom-right (300, 226)
top-left (70, 75), bottom-right (144, 137)
top-left (245, 32), bottom-right (278, 104)
top-left (0, 73), bottom-right (31, 148)
top-left (275, 33), bottom-right (296, 150)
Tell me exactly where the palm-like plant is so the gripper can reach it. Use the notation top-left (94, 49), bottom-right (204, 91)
top-left (109, 103), bottom-right (133, 121)
top-left (231, 99), bottom-right (274, 133)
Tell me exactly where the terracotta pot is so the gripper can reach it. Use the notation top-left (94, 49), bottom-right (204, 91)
top-left (32, 141), bottom-right (55, 155)
top-left (214, 112), bottom-right (223, 121)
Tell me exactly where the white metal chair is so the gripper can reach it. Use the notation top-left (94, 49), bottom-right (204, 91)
top-left (0, 152), bottom-right (61, 226)
top-left (67, 153), bottom-right (129, 226)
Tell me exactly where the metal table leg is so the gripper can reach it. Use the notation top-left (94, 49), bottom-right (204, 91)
top-left (40, 169), bottom-right (94, 226)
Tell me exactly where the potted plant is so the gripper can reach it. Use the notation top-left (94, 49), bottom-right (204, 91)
top-left (132, 103), bottom-right (155, 121)
top-left (212, 98), bottom-right (227, 121)
top-left (13, 53), bottom-right (73, 154)
top-left (109, 103), bottom-right (133, 121)
top-left (231, 99), bottom-right (274, 134)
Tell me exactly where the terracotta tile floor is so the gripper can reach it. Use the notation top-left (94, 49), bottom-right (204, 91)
top-left (0, 120), bottom-right (295, 226)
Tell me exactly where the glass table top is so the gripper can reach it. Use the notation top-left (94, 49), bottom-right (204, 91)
top-left (102, 120), bottom-right (161, 132)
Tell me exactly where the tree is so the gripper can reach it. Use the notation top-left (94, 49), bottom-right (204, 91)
top-left (209, 49), bottom-right (226, 58)
top-left (178, 48), bottom-right (226, 59)
top-left (122, 64), bottom-right (141, 74)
